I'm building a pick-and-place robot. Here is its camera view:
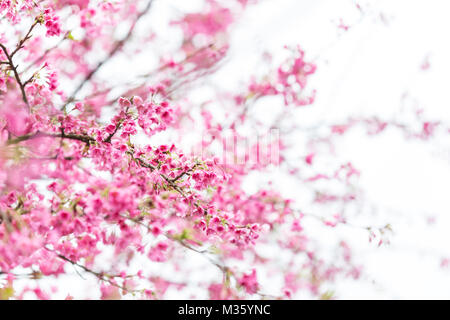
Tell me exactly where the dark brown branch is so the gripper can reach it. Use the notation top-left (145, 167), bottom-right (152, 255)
top-left (6, 131), bottom-right (95, 145)
top-left (0, 43), bottom-right (30, 108)
top-left (0, 20), bottom-right (41, 109)
top-left (169, 163), bottom-right (200, 183)
top-left (21, 32), bottom-right (68, 74)
top-left (104, 119), bottom-right (124, 143)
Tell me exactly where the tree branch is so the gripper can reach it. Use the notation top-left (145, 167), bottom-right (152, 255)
top-left (63, 0), bottom-right (154, 109)
top-left (6, 131), bottom-right (95, 145)
top-left (0, 19), bottom-right (41, 109)
top-left (54, 252), bottom-right (139, 294)
top-left (0, 43), bottom-right (30, 108)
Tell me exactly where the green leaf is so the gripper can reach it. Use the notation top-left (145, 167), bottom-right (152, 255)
top-left (173, 228), bottom-right (191, 241)
top-left (320, 290), bottom-right (334, 300)
top-left (0, 285), bottom-right (15, 300)
top-left (66, 31), bottom-right (75, 40)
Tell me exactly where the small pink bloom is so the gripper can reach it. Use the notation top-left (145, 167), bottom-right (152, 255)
top-left (105, 124), bottom-right (116, 134)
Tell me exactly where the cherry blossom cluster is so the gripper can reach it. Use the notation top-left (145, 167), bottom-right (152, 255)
top-left (235, 46), bottom-right (317, 108)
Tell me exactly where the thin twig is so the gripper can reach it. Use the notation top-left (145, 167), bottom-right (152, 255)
top-left (0, 19), bottom-right (41, 109)
top-left (63, 0), bottom-right (154, 110)
top-left (0, 43), bottom-right (30, 108)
